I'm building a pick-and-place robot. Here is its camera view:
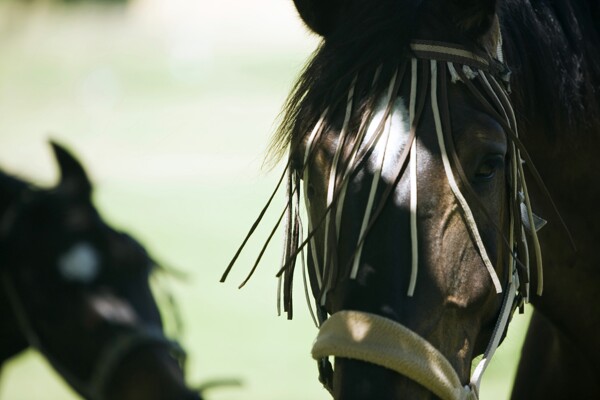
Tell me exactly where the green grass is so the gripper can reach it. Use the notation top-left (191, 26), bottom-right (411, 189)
top-left (0, 2), bottom-right (530, 399)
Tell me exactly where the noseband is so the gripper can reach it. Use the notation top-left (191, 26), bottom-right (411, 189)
top-left (306, 40), bottom-right (547, 399)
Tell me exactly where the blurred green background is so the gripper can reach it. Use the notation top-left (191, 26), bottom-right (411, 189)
top-left (0, 1), bottom-right (531, 399)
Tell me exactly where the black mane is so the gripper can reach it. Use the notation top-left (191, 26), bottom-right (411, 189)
top-left (501, 0), bottom-right (600, 142)
top-left (271, 0), bottom-right (426, 161)
top-left (272, 0), bottom-right (600, 161)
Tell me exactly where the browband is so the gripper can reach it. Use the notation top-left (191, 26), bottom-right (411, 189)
top-left (411, 40), bottom-right (511, 85)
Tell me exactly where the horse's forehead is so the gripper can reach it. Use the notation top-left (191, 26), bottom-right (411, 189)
top-left (28, 193), bottom-right (97, 231)
top-left (363, 97), bottom-right (412, 183)
top-left (62, 205), bottom-right (97, 231)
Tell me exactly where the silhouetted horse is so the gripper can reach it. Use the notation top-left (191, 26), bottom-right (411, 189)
top-left (0, 142), bottom-right (201, 400)
top-left (223, 0), bottom-right (599, 399)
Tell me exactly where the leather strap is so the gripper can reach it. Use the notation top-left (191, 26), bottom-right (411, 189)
top-left (411, 40), bottom-right (490, 70)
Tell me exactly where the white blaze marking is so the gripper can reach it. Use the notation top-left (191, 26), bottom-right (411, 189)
top-left (363, 97), bottom-right (412, 184)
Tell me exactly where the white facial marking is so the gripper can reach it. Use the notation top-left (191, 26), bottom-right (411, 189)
top-left (88, 293), bottom-right (138, 325)
top-left (363, 97), bottom-right (411, 183)
top-left (58, 242), bottom-right (100, 283)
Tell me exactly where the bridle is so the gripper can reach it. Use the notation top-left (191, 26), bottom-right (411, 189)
top-left (0, 200), bottom-right (189, 400)
top-left (219, 30), bottom-right (553, 400)
top-left (3, 274), bottom-right (187, 399)
top-left (305, 39), bottom-right (548, 399)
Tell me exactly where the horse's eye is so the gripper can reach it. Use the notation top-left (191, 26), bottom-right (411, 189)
top-left (474, 155), bottom-right (505, 181)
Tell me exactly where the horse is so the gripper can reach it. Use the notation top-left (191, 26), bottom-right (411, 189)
top-left (223, 0), bottom-right (600, 398)
top-left (0, 142), bottom-right (202, 400)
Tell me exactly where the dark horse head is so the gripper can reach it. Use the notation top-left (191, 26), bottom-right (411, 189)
top-left (222, 0), bottom-right (567, 399)
top-left (0, 142), bottom-right (200, 400)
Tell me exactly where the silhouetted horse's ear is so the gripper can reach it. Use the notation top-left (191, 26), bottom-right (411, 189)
top-left (446, 0), bottom-right (498, 40)
top-left (50, 141), bottom-right (92, 198)
top-left (293, 0), bottom-right (345, 37)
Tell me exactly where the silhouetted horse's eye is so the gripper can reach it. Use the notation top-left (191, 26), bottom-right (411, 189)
top-left (57, 241), bottom-right (101, 283)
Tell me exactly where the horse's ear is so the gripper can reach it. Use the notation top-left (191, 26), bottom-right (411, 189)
top-left (446, 0), bottom-right (498, 40)
top-left (293, 0), bottom-right (344, 37)
top-left (50, 141), bottom-right (92, 198)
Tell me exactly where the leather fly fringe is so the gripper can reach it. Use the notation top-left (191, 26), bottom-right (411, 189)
top-left (221, 39), bottom-right (573, 328)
